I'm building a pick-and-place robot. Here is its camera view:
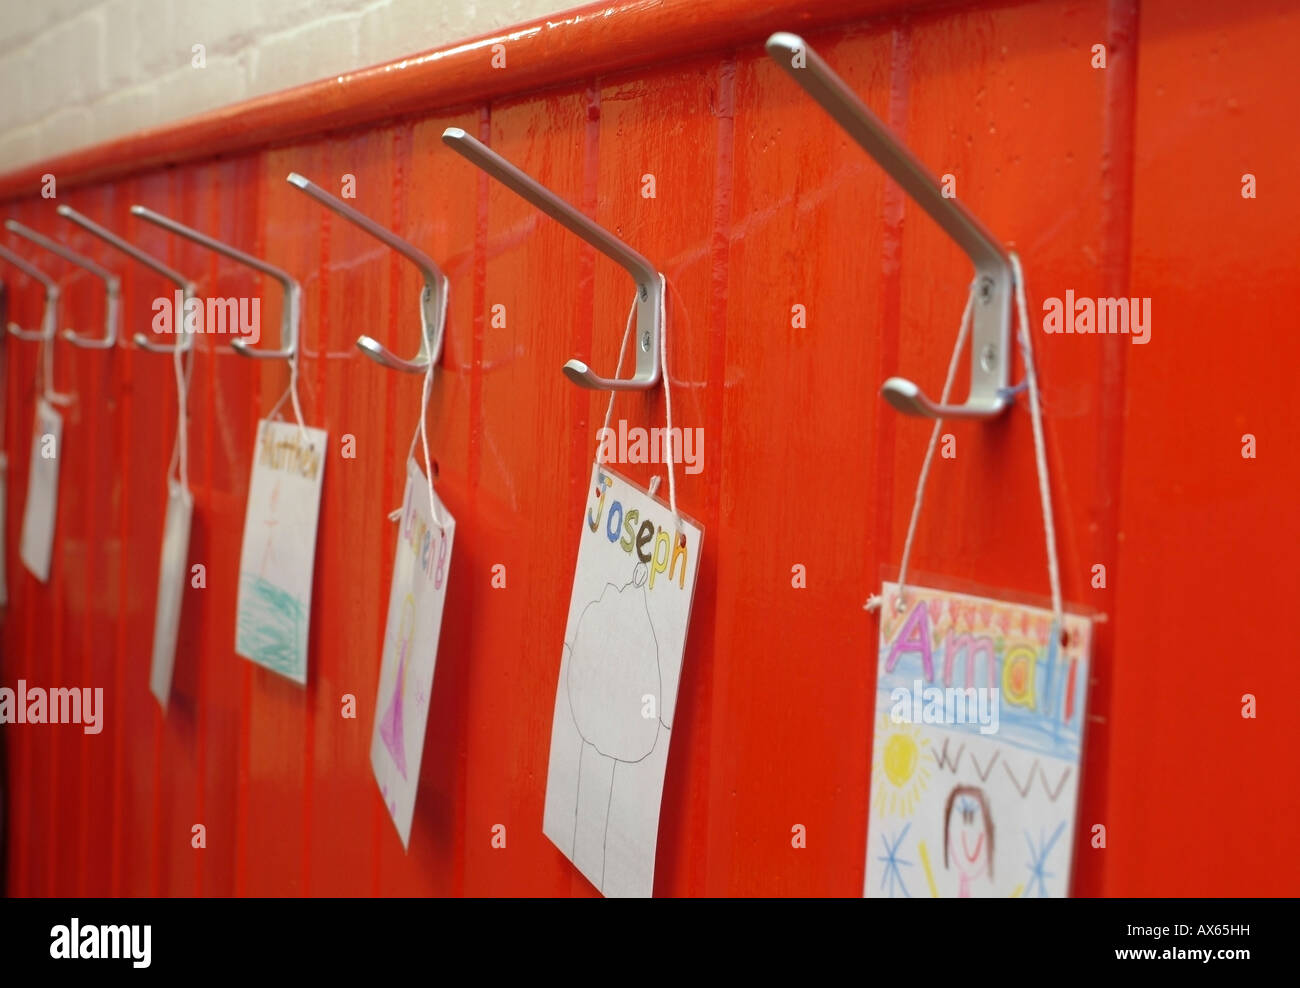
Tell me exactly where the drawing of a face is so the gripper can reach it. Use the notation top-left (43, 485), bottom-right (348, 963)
top-left (943, 785), bottom-right (993, 894)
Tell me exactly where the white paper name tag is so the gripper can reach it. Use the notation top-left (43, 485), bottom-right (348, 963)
top-left (235, 419), bottom-right (327, 684)
top-left (543, 463), bottom-right (704, 898)
top-left (864, 582), bottom-right (1092, 898)
top-left (149, 481), bottom-right (194, 709)
top-left (370, 458), bottom-right (455, 849)
top-left (19, 399), bottom-right (62, 583)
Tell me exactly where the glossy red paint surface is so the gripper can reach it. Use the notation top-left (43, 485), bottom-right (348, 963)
top-left (1, 0), bottom-right (1296, 897)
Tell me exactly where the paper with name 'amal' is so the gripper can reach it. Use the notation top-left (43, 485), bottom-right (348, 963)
top-left (864, 582), bottom-right (1092, 898)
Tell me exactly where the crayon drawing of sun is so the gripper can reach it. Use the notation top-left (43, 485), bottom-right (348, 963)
top-left (872, 715), bottom-right (930, 818)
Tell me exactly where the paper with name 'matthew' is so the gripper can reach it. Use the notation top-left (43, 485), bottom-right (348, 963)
top-left (543, 464), bottom-right (703, 898)
top-left (370, 459), bottom-right (455, 850)
top-left (865, 582), bottom-right (1092, 898)
top-left (20, 400), bottom-right (62, 583)
top-left (235, 419), bottom-right (327, 685)
top-left (149, 481), bottom-right (194, 709)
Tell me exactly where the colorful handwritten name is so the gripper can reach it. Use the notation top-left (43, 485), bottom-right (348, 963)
top-left (258, 429), bottom-right (323, 480)
top-left (402, 488), bottom-right (448, 588)
top-left (883, 599), bottom-right (1079, 725)
top-left (586, 472), bottom-right (689, 590)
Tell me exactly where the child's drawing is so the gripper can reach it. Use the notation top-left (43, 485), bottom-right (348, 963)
top-left (564, 562), bottom-right (665, 888)
top-left (864, 582), bottom-right (1092, 898)
top-left (943, 784), bottom-right (993, 897)
top-left (378, 596), bottom-right (416, 780)
top-left (543, 464), bottom-right (703, 898)
top-left (235, 419), bottom-right (327, 685)
top-left (369, 459), bottom-right (455, 850)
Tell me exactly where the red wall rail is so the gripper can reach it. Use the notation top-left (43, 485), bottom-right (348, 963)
top-left (0, 0), bottom-right (1296, 897)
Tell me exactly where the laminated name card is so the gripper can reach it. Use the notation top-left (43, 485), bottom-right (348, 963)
top-left (370, 458), bottom-right (455, 849)
top-left (148, 481), bottom-right (194, 708)
top-left (864, 583), bottom-right (1092, 898)
top-left (543, 464), bottom-right (703, 898)
top-left (235, 419), bottom-right (327, 684)
top-left (19, 399), bottom-right (62, 582)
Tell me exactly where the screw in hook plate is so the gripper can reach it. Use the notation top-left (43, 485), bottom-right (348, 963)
top-left (977, 277), bottom-right (994, 304)
top-left (980, 344), bottom-right (997, 372)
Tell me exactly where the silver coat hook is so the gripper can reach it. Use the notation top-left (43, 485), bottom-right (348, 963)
top-left (0, 241), bottom-right (59, 342)
top-left (58, 205), bottom-right (196, 354)
top-left (130, 205), bottom-right (299, 360)
top-left (766, 32), bottom-right (1013, 420)
top-left (286, 172), bottom-right (446, 373)
top-left (5, 219), bottom-right (120, 350)
top-left (441, 126), bottom-right (662, 391)
top-left (0, 242), bottom-right (74, 405)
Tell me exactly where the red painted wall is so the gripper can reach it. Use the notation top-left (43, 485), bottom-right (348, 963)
top-left (0, 0), bottom-right (1295, 897)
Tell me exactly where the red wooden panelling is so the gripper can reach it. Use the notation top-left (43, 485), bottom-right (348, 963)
top-left (1, 0), bottom-right (1296, 897)
top-left (1106, 0), bottom-right (1300, 896)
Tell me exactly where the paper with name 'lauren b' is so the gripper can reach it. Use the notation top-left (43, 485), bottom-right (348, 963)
top-left (370, 458), bottom-right (455, 849)
top-left (543, 463), bottom-right (703, 898)
top-left (20, 399), bottom-right (62, 582)
top-left (235, 419), bottom-right (327, 684)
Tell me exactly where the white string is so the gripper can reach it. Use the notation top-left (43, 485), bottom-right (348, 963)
top-left (594, 296), bottom-right (637, 464)
top-left (864, 283), bottom-right (976, 615)
top-left (865, 258), bottom-right (1063, 635)
top-left (658, 273), bottom-right (678, 522)
top-left (39, 289), bottom-right (69, 406)
top-left (41, 301), bottom-right (53, 400)
top-left (265, 348), bottom-right (309, 445)
top-left (592, 275), bottom-right (678, 522)
top-left (165, 332), bottom-right (193, 491)
top-left (413, 275), bottom-right (449, 522)
top-left (389, 274), bottom-right (449, 524)
top-left (1010, 252), bottom-right (1063, 627)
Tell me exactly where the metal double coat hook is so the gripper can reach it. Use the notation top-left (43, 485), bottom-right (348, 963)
top-left (4, 219), bottom-right (120, 349)
top-left (766, 32), bottom-right (1013, 420)
top-left (0, 241), bottom-right (74, 405)
top-left (57, 205), bottom-right (196, 354)
top-left (441, 126), bottom-right (663, 391)
top-left (130, 205), bottom-right (300, 361)
top-left (0, 241), bottom-right (58, 343)
top-left (286, 172), bottom-right (447, 373)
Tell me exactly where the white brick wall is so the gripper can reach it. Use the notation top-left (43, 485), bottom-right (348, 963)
top-left (0, 0), bottom-right (574, 172)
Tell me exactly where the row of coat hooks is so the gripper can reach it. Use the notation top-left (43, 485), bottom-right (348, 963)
top-left (0, 34), bottom-right (1016, 419)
